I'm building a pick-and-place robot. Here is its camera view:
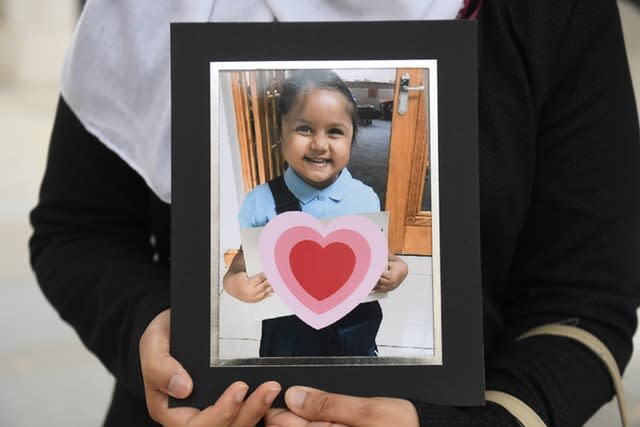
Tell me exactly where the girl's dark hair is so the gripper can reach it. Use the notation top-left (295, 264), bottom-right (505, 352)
top-left (278, 69), bottom-right (358, 142)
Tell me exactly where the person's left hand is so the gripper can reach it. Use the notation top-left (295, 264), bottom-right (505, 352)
top-left (373, 253), bottom-right (408, 293)
top-left (264, 386), bottom-right (419, 427)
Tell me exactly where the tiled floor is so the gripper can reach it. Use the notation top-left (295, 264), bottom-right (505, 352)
top-left (1, 2), bottom-right (639, 426)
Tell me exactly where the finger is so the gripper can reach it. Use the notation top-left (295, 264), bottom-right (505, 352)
top-left (379, 268), bottom-right (393, 281)
top-left (309, 422), bottom-right (349, 427)
top-left (265, 409), bottom-right (349, 427)
top-left (253, 272), bottom-right (268, 283)
top-left (230, 381), bottom-right (281, 427)
top-left (145, 384), bottom-right (201, 425)
top-left (284, 386), bottom-right (373, 426)
top-left (373, 280), bottom-right (391, 293)
top-left (377, 277), bottom-right (392, 286)
top-left (247, 281), bottom-right (266, 301)
top-left (246, 274), bottom-right (264, 288)
top-left (256, 285), bottom-right (273, 301)
top-left (265, 408), bottom-right (312, 427)
top-left (259, 281), bottom-right (272, 292)
top-left (187, 381), bottom-right (249, 427)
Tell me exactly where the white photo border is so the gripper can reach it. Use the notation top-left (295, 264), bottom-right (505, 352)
top-left (209, 59), bottom-right (442, 367)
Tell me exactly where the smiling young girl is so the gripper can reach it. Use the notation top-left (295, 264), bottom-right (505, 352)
top-left (223, 69), bottom-right (408, 357)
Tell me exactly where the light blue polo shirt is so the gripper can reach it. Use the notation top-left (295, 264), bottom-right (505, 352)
top-left (238, 167), bottom-right (380, 229)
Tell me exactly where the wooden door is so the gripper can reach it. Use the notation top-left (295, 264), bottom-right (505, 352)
top-left (386, 68), bottom-right (432, 256)
top-left (230, 70), bottom-right (285, 193)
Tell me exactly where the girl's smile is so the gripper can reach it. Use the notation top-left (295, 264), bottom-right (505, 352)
top-left (281, 88), bottom-right (354, 189)
top-left (306, 157), bottom-right (329, 165)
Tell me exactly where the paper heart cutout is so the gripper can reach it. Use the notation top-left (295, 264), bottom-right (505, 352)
top-left (259, 211), bottom-right (387, 330)
top-left (290, 240), bottom-right (355, 301)
top-left (274, 226), bottom-right (371, 315)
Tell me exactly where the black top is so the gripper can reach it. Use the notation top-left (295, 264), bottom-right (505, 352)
top-left (30, 0), bottom-right (640, 426)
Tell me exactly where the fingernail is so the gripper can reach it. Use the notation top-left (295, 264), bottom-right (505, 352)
top-left (168, 374), bottom-right (190, 397)
top-left (264, 386), bottom-right (281, 404)
top-left (288, 387), bottom-right (307, 408)
top-left (235, 384), bottom-right (249, 403)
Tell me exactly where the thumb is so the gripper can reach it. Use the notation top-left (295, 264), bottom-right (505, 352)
top-left (143, 349), bottom-right (193, 399)
top-left (284, 386), bottom-right (367, 426)
top-left (164, 361), bottom-right (193, 399)
top-left (140, 310), bottom-right (193, 399)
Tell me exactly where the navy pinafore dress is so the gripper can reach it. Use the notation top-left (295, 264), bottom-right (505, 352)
top-left (259, 175), bottom-right (383, 357)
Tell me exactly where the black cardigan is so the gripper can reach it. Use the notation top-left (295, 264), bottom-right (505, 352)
top-left (30, 1), bottom-right (640, 426)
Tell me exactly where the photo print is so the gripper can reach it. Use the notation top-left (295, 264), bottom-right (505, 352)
top-left (211, 61), bottom-right (441, 366)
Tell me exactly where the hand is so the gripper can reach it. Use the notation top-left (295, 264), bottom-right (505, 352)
top-left (227, 272), bottom-right (273, 303)
top-left (373, 254), bottom-right (408, 293)
top-left (140, 309), bottom-right (281, 426)
top-left (223, 250), bottom-right (273, 303)
top-left (264, 386), bottom-right (419, 427)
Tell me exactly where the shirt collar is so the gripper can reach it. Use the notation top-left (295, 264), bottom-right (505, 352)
top-left (284, 167), bottom-right (351, 205)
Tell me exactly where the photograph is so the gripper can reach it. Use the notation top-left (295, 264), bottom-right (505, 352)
top-left (170, 20), bottom-right (485, 407)
top-left (213, 63), bottom-right (441, 365)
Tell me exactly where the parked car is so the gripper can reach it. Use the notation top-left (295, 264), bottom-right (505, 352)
top-left (357, 104), bottom-right (383, 125)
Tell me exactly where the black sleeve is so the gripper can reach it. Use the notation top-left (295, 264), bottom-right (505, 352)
top-left (29, 98), bottom-right (171, 399)
top-left (413, 1), bottom-right (640, 426)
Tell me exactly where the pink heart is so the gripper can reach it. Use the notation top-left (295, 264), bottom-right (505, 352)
top-left (259, 212), bottom-right (387, 330)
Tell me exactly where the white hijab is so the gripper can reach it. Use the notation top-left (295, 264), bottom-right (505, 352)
top-left (61, 0), bottom-right (464, 203)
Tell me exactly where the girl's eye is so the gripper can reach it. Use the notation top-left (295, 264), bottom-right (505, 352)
top-left (296, 126), bottom-right (312, 134)
top-left (329, 128), bottom-right (345, 136)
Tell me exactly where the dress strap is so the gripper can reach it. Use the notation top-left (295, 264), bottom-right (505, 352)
top-left (268, 174), bottom-right (302, 214)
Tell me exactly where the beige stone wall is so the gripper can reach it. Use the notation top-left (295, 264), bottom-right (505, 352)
top-left (620, 1), bottom-right (640, 108)
top-left (0, 0), bottom-right (76, 86)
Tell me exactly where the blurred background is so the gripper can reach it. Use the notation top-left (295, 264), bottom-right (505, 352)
top-left (0, 1), bottom-right (638, 426)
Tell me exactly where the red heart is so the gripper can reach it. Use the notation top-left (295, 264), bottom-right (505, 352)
top-left (289, 240), bottom-right (356, 301)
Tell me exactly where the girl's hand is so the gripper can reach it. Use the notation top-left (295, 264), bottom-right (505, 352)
top-left (223, 250), bottom-right (273, 303)
top-left (373, 254), bottom-right (408, 293)
top-left (264, 386), bottom-right (419, 427)
top-left (140, 309), bottom-right (281, 426)
top-left (230, 272), bottom-right (274, 303)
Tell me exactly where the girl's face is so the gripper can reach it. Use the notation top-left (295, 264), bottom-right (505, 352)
top-left (281, 88), bottom-right (354, 189)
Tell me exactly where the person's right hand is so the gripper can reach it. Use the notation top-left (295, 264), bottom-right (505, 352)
top-left (140, 309), bottom-right (281, 426)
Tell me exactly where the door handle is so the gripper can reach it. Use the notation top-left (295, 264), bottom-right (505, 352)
top-left (398, 73), bottom-right (424, 116)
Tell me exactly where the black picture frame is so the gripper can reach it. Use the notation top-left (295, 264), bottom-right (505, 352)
top-left (171, 20), bottom-right (483, 408)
